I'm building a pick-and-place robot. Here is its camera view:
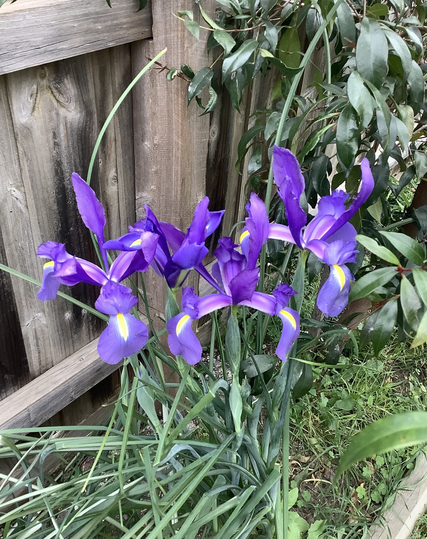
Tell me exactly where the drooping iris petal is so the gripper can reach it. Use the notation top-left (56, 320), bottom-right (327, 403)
top-left (167, 313), bottom-right (202, 365)
top-left (239, 291), bottom-right (276, 316)
top-left (71, 173), bottom-right (106, 249)
top-left (104, 232), bottom-right (144, 251)
top-left (276, 307), bottom-right (300, 362)
top-left (171, 243), bottom-right (209, 270)
top-left (95, 282), bottom-right (147, 364)
top-left (268, 223), bottom-right (295, 244)
top-left (228, 268), bottom-right (259, 305)
top-left (37, 261), bottom-right (60, 301)
top-left (321, 159), bottom-right (374, 241)
top-left (272, 146), bottom-right (307, 247)
top-left (97, 313), bottom-right (148, 364)
top-left (316, 264), bottom-right (353, 317)
top-left (240, 193), bottom-right (269, 269)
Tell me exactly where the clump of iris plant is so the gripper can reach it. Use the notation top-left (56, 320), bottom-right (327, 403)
top-left (37, 146), bottom-right (374, 366)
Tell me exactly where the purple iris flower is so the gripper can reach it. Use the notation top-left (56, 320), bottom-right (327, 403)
top-left (166, 238), bottom-right (300, 365)
top-left (104, 197), bottom-right (224, 291)
top-left (37, 174), bottom-right (158, 301)
top-left (267, 146), bottom-right (374, 317)
top-left (95, 281), bottom-right (148, 364)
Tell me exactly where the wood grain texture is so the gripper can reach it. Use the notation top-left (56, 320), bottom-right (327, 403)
top-left (0, 0), bottom-right (152, 76)
top-left (0, 339), bottom-right (120, 429)
top-left (0, 45), bottom-right (136, 394)
top-left (131, 0), bottom-right (215, 322)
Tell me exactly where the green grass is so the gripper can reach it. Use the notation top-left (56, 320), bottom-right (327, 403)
top-left (286, 338), bottom-right (427, 536)
top-left (412, 512), bottom-right (427, 538)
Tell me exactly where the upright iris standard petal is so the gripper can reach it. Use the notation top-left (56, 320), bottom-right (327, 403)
top-left (240, 193), bottom-right (270, 268)
top-left (272, 146), bottom-right (307, 247)
top-left (95, 282), bottom-right (148, 364)
top-left (316, 264), bottom-right (353, 317)
top-left (322, 159), bottom-right (375, 241)
top-left (71, 173), bottom-right (106, 252)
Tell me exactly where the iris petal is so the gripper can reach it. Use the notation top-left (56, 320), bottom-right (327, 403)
top-left (167, 313), bottom-right (202, 365)
top-left (97, 313), bottom-right (148, 364)
top-left (316, 265), bottom-right (353, 317)
top-left (272, 146), bottom-right (307, 247)
top-left (276, 307), bottom-right (300, 362)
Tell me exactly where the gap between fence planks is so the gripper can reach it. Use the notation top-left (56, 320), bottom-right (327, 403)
top-left (0, 0), bottom-right (153, 76)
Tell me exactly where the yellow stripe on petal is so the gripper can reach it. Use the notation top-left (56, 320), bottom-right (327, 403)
top-left (333, 264), bottom-right (346, 291)
top-left (176, 314), bottom-right (190, 336)
top-left (239, 230), bottom-right (250, 243)
top-left (130, 239), bottom-right (141, 248)
top-left (280, 309), bottom-right (296, 330)
top-left (43, 261), bottom-right (54, 270)
top-left (117, 313), bottom-right (129, 341)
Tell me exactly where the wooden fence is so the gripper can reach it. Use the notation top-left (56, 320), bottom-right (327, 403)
top-left (0, 0), bottom-right (274, 429)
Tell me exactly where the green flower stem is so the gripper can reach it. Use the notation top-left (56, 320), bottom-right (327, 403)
top-left (282, 393), bottom-right (291, 539)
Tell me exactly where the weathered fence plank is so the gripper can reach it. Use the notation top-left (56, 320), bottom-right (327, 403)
top-left (131, 0), bottom-right (216, 322)
top-left (0, 0), bottom-right (152, 76)
top-left (0, 339), bottom-right (118, 429)
top-left (0, 45), bottom-right (136, 399)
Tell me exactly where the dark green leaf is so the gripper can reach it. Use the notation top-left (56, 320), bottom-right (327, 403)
top-left (347, 71), bottom-right (374, 127)
top-left (395, 165), bottom-right (416, 196)
top-left (356, 18), bottom-right (388, 89)
top-left (213, 29), bottom-right (236, 55)
top-left (401, 275), bottom-right (422, 330)
top-left (337, 104), bottom-right (360, 169)
top-left (306, 8), bottom-right (323, 42)
top-left (404, 26), bottom-right (423, 56)
top-left (414, 151), bottom-right (427, 180)
top-left (226, 314), bottom-right (241, 375)
top-left (360, 300), bottom-right (398, 355)
top-left (166, 68), bottom-right (179, 81)
top-left (292, 362), bottom-right (313, 399)
top-left (178, 10), bottom-right (194, 19)
top-left (188, 67), bottom-right (214, 104)
top-left (180, 64), bottom-right (195, 79)
top-left (366, 3), bottom-right (389, 17)
top-left (201, 87), bottom-right (218, 115)
top-left (337, 1), bottom-right (356, 47)
top-left (383, 29), bottom-right (412, 79)
top-left (237, 124), bottom-right (265, 165)
top-left (222, 39), bottom-right (258, 80)
top-left (264, 21), bottom-right (279, 52)
top-left (261, 0), bottom-right (277, 14)
top-left (265, 112), bottom-right (281, 141)
top-left (408, 61), bottom-right (424, 113)
top-left (356, 234), bottom-right (400, 265)
top-left (411, 311), bottom-right (427, 348)
top-left (278, 26), bottom-right (301, 69)
top-left (224, 71), bottom-right (243, 111)
top-left (349, 267), bottom-right (397, 302)
top-left (413, 269), bottom-right (427, 305)
top-left (335, 412), bottom-right (427, 480)
top-left (389, 0), bottom-right (404, 12)
top-left (259, 50), bottom-right (303, 77)
top-left (138, 0), bottom-right (147, 10)
top-left (380, 231), bottom-right (425, 265)
top-left (241, 355), bottom-right (277, 378)
top-left (413, 206), bottom-right (427, 236)
top-left (307, 251), bottom-right (324, 283)
top-left (199, 5), bottom-right (222, 30)
top-left (183, 20), bottom-right (200, 40)
top-left (310, 154), bottom-right (330, 197)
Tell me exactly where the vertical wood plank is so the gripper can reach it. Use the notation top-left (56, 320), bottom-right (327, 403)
top-left (131, 0), bottom-right (215, 321)
top-left (0, 45), bottom-right (135, 389)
